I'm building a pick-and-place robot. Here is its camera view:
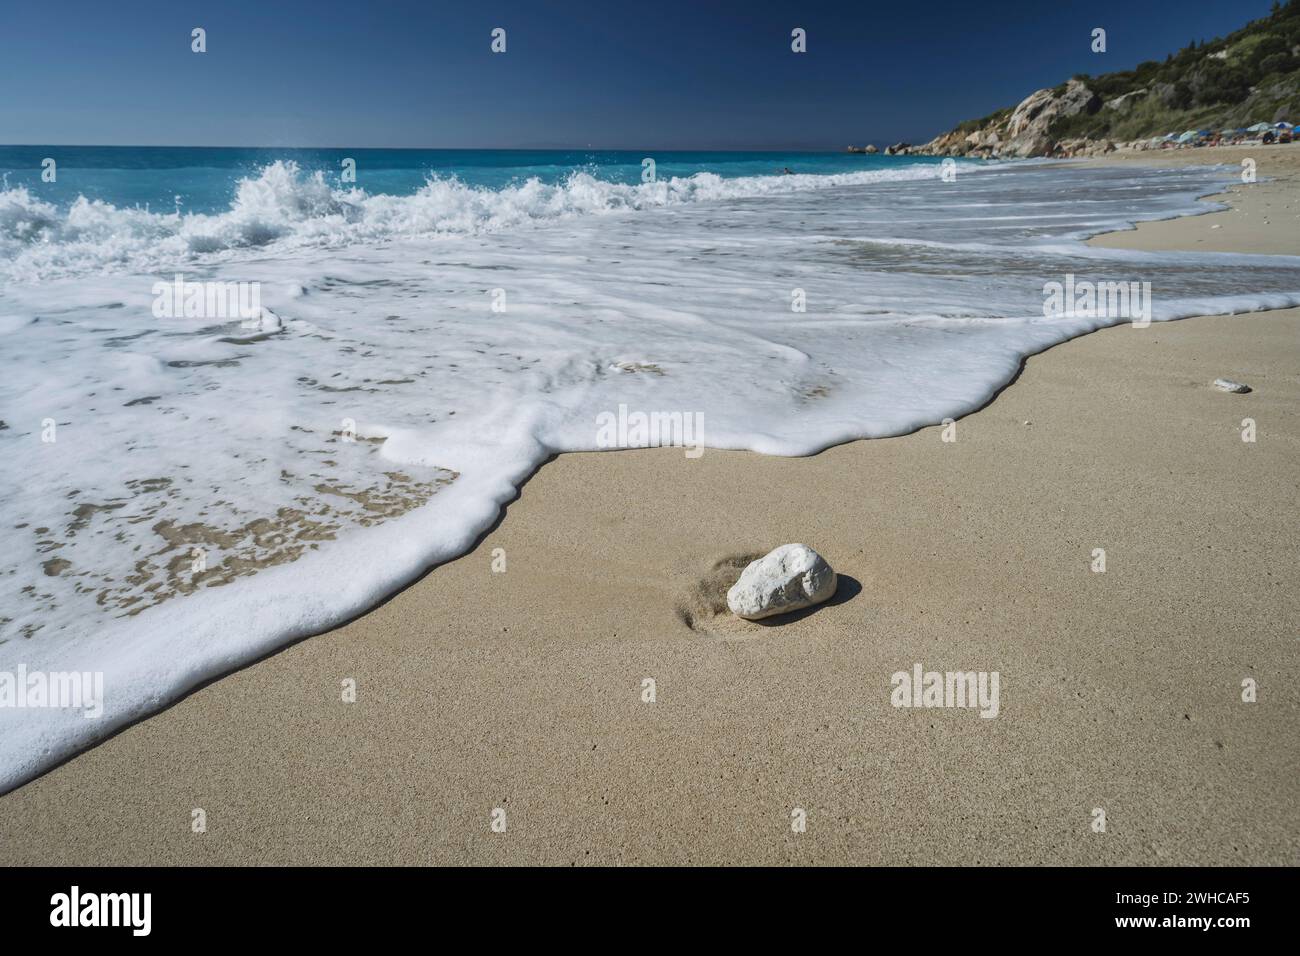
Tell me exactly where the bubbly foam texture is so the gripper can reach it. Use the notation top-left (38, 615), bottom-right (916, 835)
top-left (0, 160), bottom-right (950, 282)
top-left (2, 160), bottom-right (1299, 791)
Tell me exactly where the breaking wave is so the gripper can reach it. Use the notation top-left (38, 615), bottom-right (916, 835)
top-left (0, 159), bottom-right (955, 282)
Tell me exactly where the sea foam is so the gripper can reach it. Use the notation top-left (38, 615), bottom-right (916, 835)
top-left (0, 159), bottom-right (949, 283)
top-left (1, 158), bottom-right (1299, 792)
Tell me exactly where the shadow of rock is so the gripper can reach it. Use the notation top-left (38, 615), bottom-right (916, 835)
top-left (752, 574), bottom-right (862, 626)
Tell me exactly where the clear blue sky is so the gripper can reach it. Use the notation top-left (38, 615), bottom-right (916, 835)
top-left (0, 0), bottom-right (1277, 149)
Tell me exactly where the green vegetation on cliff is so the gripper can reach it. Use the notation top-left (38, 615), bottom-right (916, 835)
top-left (1050, 0), bottom-right (1300, 141)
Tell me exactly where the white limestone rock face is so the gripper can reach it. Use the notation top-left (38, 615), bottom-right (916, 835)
top-left (1003, 78), bottom-right (1101, 157)
top-left (726, 544), bottom-right (837, 621)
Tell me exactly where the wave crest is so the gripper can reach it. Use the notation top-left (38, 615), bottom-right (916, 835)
top-left (0, 159), bottom-right (948, 282)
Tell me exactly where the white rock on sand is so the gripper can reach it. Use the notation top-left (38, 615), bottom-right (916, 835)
top-left (1212, 377), bottom-right (1252, 393)
top-left (726, 544), bottom-right (837, 620)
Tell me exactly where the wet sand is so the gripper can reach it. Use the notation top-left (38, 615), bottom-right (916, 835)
top-left (1, 148), bottom-right (1297, 865)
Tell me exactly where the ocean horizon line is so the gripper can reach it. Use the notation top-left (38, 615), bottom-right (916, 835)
top-left (0, 142), bottom-right (893, 153)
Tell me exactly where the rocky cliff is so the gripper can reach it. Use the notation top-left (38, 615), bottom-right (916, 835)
top-left (877, 1), bottom-right (1300, 160)
top-left (913, 79), bottom-right (1103, 158)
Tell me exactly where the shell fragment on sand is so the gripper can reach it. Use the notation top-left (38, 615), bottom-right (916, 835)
top-left (1212, 377), bottom-right (1252, 393)
top-left (726, 544), bottom-right (837, 621)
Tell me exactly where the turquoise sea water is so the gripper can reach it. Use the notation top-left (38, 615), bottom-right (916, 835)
top-left (0, 145), bottom-right (941, 214)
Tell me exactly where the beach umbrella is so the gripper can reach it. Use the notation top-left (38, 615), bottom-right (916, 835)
top-left (1274, 122), bottom-right (1294, 129)
top-left (1246, 122), bottom-right (1271, 132)
top-left (1176, 131), bottom-right (1197, 143)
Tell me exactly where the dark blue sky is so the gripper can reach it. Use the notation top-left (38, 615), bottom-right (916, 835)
top-left (0, 0), bottom-right (1276, 149)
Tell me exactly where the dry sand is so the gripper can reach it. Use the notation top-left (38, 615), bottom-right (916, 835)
top-left (2, 149), bottom-right (1297, 866)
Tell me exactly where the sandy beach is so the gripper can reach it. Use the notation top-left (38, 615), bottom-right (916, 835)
top-left (2, 148), bottom-right (1297, 866)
